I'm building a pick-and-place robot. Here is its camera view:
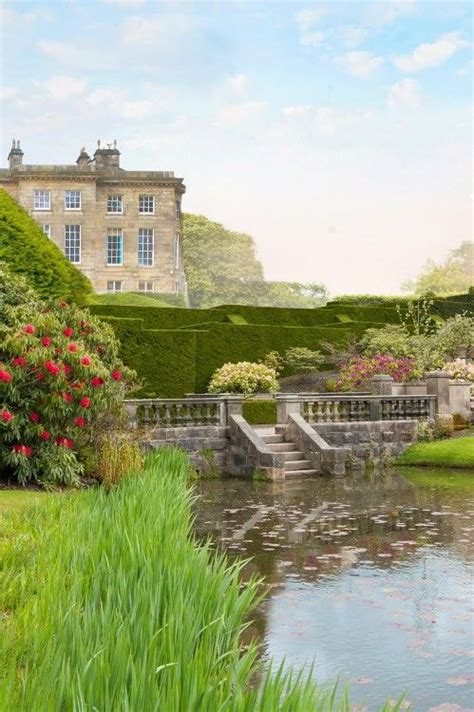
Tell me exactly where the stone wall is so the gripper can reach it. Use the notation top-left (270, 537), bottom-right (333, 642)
top-left (142, 426), bottom-right (229, 475)
top-left (312, 420), bottom-right (417, 469)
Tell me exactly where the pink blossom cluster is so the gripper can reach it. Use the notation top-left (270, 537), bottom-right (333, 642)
top-left (335, 353), bottom-right (416, 392)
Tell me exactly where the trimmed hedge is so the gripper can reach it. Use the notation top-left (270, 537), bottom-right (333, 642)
top-left (242, 399), bottom-right (277, 425)
top-left (91, 293), bottom-right (174, 308)
top-left (0, 189), bottom-right (93, 303)
top-left (90, 294), bottom-right (473, 397)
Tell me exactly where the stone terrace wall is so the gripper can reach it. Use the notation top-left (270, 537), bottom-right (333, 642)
top-left (313, 420), bottom-right (417, 469)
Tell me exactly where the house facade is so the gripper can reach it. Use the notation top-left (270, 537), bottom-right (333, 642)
top-left (0, 140), bottom-right (187, 295)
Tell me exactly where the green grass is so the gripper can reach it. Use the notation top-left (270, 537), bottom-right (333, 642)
top-left (3, 448), bottom-right (390, 711)
top-left (0, 489), bottom-right (46, 516)
top-left (396, 436), bottom-right (474, 469)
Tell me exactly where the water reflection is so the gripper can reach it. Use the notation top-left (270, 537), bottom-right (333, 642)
top-left (193, 468), bottom-right (474, 711)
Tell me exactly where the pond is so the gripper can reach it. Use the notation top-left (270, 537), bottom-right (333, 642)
top-left (193, 467), bottom-right (474, 711)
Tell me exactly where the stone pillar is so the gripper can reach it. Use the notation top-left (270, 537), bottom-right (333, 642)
top-left (448, 381), bottom-right (471, 423)
top-left (275, 395), bottom-right (301, 424)
top-left (370, 374), bottom-right (394, 395)
top-left (223, 396), bottom-right (243, 424)
top-left (426, 370), bottom-right (451, 415)
top-left (124, 401), bottom-right (138, 429)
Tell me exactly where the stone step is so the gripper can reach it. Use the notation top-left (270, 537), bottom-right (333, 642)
top-left (284, 459), bottom-right (312, 471)
top-left (267, 442), bottom-right (298, 452)
top-left (285, 469), bottom-right (319, 478)
top-left (283, 451), bottom-right (305, 461)
top-left (261, 434), bottom-right (285, 444)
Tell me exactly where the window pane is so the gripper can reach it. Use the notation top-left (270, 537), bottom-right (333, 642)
top-left (174, 233), bottom-right (180, 269)
top-left (107, 228), bottom-right (123, 265)
top-left (65, 190), bottom-right (81, 210)
top-left (34, 190), bottom-right (51, 210)
top-left (42, 224), bottom-right (51, 238)
top-left (139, 195), bottom-right (154, 213)
top-left (138, 280), bottom-right (154, 292)
top-left (175, 200), bottom-right (181, 219)
top-left (138, 228), bottom-right (154, 266)
top-left (107, 195), bottom-right (123, 213)
top-left (107, 281), bottom-right (122, 293)
top-left (64, 225), bottom-right (81, 263)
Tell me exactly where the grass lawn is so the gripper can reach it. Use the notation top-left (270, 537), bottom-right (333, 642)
top-left (0, 489), bottom-right (47, 517)
top-left (396, 436), bottom-right (474, 469)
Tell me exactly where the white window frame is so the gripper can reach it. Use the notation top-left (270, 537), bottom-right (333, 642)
top-left (64, 190), bottom-right (81, 210)
top-left (107, 228), bottom-right (123, 266)
top-left (42, 224), bottom-right (51, 238)
top-left (64, 225), bottom-right (81, 264)
top-left (138, 228), bottom-right (154, 267)
top-left (138, 280), bottom-right (154, 293)
top-left (34, 189), bottom-right (51, 211)
top-left (107, 281), bottom-right (122, 293)
top-left (107, 195), bottom-right (123, 214)
top-left (174, 232), bottom-right (180, 270)
top-left (139, 195), bottom-right (155, 214)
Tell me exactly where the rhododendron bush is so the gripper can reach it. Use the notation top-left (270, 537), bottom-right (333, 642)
top-left (335, 353), bottom-right (416, 392)
top-left (208, 361), bottom-right (278, 394)
top-left (0, 266), bottom-right (135, 485)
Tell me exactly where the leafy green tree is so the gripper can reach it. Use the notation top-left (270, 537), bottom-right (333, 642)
top-left (0, 189), bottom-right (93, 303)
top-left (182, 213), bottom-right (328, 308)
top-left (402, 241), bottom-right (473, 296)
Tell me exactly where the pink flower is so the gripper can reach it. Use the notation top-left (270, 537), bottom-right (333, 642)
top-left (44, 360), bottom-right (61, 376)
top-left (67, 343), bottom-right (78, 352)
top-left (80, 356), bottom-right (91, 366)
top-left (29, 412), bottom-right (40, 422)
top-left (61, 392), bottom-right (73, 403)
top-left (0, 370), bottom-right (12, 383)
top-left (12, 356), bottom-right (27, 367)
top-left (74, 416), bottom-right (86, 427)
top-left (39, 430), bottom-right (50, 441)
top-left (41, 337), bottom-right (52, 347)
top-left (111, 370), bottom-right (122, 381)
top-left (1, 410), bottom-right (13, 422)
top-left (91, 376), bottom-right (104, 388)
top-left (63, 327), bottom-right (74, 338)
top-left (23, 324), bottom-right (35, 335)
top-left (12, 444), bottom-right (32, 457)
top-left (80, 396), bottom-right (90, 408)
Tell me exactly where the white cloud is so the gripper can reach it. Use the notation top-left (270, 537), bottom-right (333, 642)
top-left (227, 74), bottom-right (249, 96)
top-left (394, 32), bottom-right (469, 73)
top-left (388, 78), bottom-right (422, 108)
top-left (38, 40), bottom-right (108, 70)
top-left (40, 75), bottom-right (87, 100)
top-left (86, 88), bottom-right (125, 107)
top-left (337, 51), bottom-right (383, 78)
top-left (121, 14), bottom-right (199, 47)
top-left (367, 0), bottom-right (417, 28)
top-left (337, 26), bottom-right (369, 48)
top-left (217, 101), bottom-right (266, 124)
top-left (282, 105), bottom-right (312, 118)
top-left (314, 107), bottom-right (335, 134)
top-left (300, 31), bottom-right (325, 47)
top-left (296, 7), bottom-right (326, 32)
top-left (120, 100), bottom-right (153, 119)
top-left (0, 86), bottom-right (18, 101)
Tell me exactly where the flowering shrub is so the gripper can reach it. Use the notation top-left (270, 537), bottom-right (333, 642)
top-left (0, 267), bottom-right (135, 486)
top-left (443, 358), bottom-right (474, 382)
top-left (208, 361), bottom-right (278, 394)
top-left (335, 353), bottom-right (416, 392)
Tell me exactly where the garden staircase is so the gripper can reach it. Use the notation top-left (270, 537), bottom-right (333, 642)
top-left (257, 426), bottom-right (319, 478)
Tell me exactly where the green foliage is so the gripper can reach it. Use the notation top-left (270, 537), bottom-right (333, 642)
top-left (0, 448), bottom-right (346, 710)
top-left (402, 241), bottom-right (474, 296)
top-left (396, 297), bottom-right (437, 336)
top-left (91, 292), bottom-right (174, 308)
top-left (396, 437), bottom-right (474, 469)
top-left (97, 436), bottom-right (143, 491)
top-left (0, 266), bottom-right (135, 486)
top-left (0, 189), bottom-right (92, 303)
top-left (242, 399), bottom-right (277, 425)
top-left (281, 347), bottom-right (325, 373)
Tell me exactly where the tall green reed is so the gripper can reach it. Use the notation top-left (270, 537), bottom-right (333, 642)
top-left (0, 449), bottom-right (403, 711)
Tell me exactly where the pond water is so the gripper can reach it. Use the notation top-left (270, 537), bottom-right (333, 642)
top-left (193, 467), bottom-right (474, 711)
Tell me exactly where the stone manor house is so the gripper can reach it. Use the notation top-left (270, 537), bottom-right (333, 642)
top-left (0, 140), bottom-right (187, 295)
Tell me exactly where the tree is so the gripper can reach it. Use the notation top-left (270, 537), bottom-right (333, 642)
top-left (182, 213), bottom-right (328, 308)
top-left (0, 189), bottom-right (93, 303)
top-left (402, 241), bottom-right (473, 296)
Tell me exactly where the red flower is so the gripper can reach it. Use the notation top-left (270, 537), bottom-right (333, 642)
top-left (80, 396), bottom-right (91, 408)
top-left (1, 410), bottom-right (13, 422)
top-left (39, 431), bottom-right (50, 441)
top-left (56, 437), bottom-right (73, 449)
top-left (41, 337), bottom-right (52, 347)
top-left (23, 324), bottom-right (35, 335)
top-left (67, 343), bottom-right (78, 352)
top-left (80, 356), bottom-right (91, 366)
top-left (111, 370), bottom-right (122, 381)
top-left (29, 412), bottom-right (40, 422)
top-left (63, 327), bottom-right (74, 338)
top-left (0, 370), bottom-right (12, 382)
top-left (54, 348), bottom-right (63, 355)
top-left (12, 444), bottom-right (32, 457)
top-left (79, 320), bottom-right (87, 328)
top-left (36, 373), bottom-right (45, 381)
top-left (12, 356), bottom-right (27, 367)
top-left (63, 364), bottom-right (72, 375)
top-left (91, 376), bottom-right (104, 388)
top-left (62, 392), bottom-right (73, 403)
top-left (74, 416), bottom-right (86, 427)
top-left (44, 360), bottom-right (61, 376)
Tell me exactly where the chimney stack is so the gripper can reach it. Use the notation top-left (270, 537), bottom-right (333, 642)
top-left (93, 139), bottom-right (120, 170)
top-left (76, 146), bottom-right (91, 167)
top-left (8, 138), bottom-right (24, 170)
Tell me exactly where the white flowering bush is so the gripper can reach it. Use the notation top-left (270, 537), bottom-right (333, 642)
top-left (208, 361), bottom-right (279, 394)
top-left (443, 358), bottom-right (474, 393)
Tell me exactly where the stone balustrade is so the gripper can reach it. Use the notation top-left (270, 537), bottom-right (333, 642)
top-left (124, 396), bottom-right (243, 429)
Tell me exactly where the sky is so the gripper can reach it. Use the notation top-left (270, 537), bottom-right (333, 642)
top-left (0, 0), bottom-right (472, 296)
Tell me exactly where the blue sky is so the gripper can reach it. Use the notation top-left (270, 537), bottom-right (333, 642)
top-left (1, 0), bottom-right (472, 294)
